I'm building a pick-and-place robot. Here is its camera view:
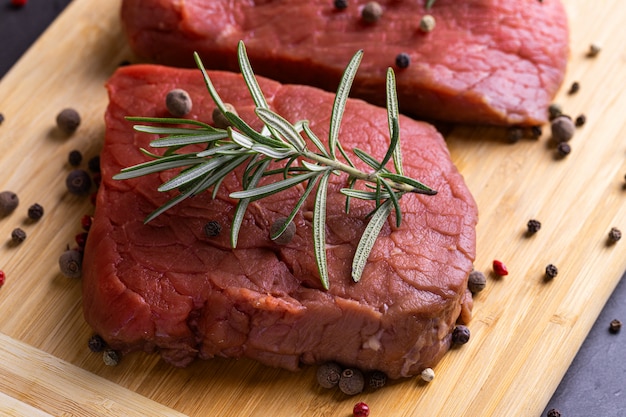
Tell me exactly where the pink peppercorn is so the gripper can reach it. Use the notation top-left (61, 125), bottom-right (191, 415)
top-left (75, 232), bottom-right (89, 248)
top-left (493, 260), bottom-right (509, 276)
top-left (353, 402), bottom-right (370, 417)
top-left (0, 270), bottom-right (6, 287)
top-left (81, 214), bottom-right (93, 231)
top-left (11, 0), bottom-right (27, 7)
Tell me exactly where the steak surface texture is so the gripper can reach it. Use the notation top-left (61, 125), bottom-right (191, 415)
top-left (121, 0), bottom-right (568, 126)
top-left (83, 64), bottom-right (478, 379)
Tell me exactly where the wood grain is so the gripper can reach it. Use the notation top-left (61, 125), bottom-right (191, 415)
top-left (0, 0), bottom-right (624, 416)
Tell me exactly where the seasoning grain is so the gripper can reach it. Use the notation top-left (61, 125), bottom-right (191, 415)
top-left (608, 227), bottom-right (622, 243)
top-left (588, 43), bottom-right (601, 57)
top-left (334, 0), bottom-right (348, 10)
top-left (204, 221), bottom-right (222, 237)
top-left (609, 319), bottom-right (622, 334)
top-left (568, 81), bottom-right (580, 95)
top-left (420, 367), bottom-right (435, 382)
top-left (66, 169), bottom-right (92, 195)
top-left (0, 191), bottom-right (19, 216)
top-left (575, 114), bottom-right (586, 127)
top-left (546, 409), bottom-right (561, 417)
top-left (548, 103), bottom-right (562, 120)
top-left (27, 203), bottom-right (44, 221)
top-left (395, 53), bottom-right (411, 69)
top-left (102, 349), bottom-right (121, 366)
top-left (452, 325), bottom-right (470, 345)
top-left (368, 370), bottom-right (387, 389)
top-left (68, 150), bottom-right (83, 166)
top-left (339, 368), bottom-right (365, 395)
top-left (165, 88), bottom-right (193, 117)
top-left (270, 218), bottom-right (296, 245)
top-left (353, 402), bottom-right (370, 417)
top-left (544, 264), bottom-right (558, 280)
top-left (316, 362), bottom-right (342, 388)
top-left (59, 249), bottom-right (82, 279)
top-left (361, 2), bottom-right (383, 23)
top-left (467, 270), bottom-right (486, 294)
top-left (88, 334), bottom-right (107, 352)
top-left (556, 142), bottom-right (571, 158)
top-left (551, 116), bottom-right (575, 143)
top-left (56, 108), bottom-right (81, 134)
top-left (212, 103), bottom-right (238, 129)
top-left (527, 219), bottom-right (542, 235)
top-left (419, 14), bottom-right (436, 32)
top-left (11, 228), bottom-right (26, 245)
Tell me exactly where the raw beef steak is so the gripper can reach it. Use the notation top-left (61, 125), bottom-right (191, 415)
top-left (82, 64), bottom-right (478, 379)
top-left (120, 0), bottom-right (569, 126)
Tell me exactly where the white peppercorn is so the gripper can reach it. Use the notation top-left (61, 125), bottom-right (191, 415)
top-left (420, 367), bottom-right (435, 382)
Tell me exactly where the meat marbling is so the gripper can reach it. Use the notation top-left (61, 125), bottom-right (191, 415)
top-left (120, 0), bottom-right (569, 126)
top-left (82, 64), bottom-right (478, 379)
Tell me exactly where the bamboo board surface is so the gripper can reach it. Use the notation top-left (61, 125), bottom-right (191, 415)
top-left (0, 0), bottom-right (625, 416)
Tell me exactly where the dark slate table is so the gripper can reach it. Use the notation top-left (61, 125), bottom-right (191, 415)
top-left (2, 1), bottom-right (624, 416)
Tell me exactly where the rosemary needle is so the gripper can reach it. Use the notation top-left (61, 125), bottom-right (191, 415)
top-left (114, 41), bottom-right (436, 289)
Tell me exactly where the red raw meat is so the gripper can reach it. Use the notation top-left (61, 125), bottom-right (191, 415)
top-left (82, 64), bottom-right (478, 379)
top-left (120, 0), bottom-right (569, 126)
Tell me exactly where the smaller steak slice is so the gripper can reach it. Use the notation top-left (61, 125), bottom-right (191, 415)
top-left (83, 64), bottom-right (478, 379)
top-left (121, 0), bottom-right (568, 126)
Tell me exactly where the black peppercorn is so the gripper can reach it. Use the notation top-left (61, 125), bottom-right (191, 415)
top-left (556, 142), bottom-right (571, 157)
top-left (546, 409), bottom-right (561, 417)
top-left (338, 368), bottom-right (365, 395)
top-left (545, 264), bottom-right (558, 280)
top-left (59, 249), bottom-right (82, 279)
top-left (368, 370), bottom-right (387, 390)
top-left (88, 155), bottom-right (101, 173)
top-left (165, 88), bottom-right (193, 117)
top-left (609, 319), bottom-right (622, 334)
top-left (467, 270), bottom-right (486, 294)
top-left (0, 113), bottom-right (4, 125)
top-left (568, 81), bottom-right (580, 95)
top-left (395, 53), bottom-right (411, 69)
top-left (531, 125), bottom-right (542, 138)
top-left (507, 127), bottom-right (523, 143)
top-left (575, 114), bottom-right (586, 127)
top-left (0, 191), bottom-right (19, 216)
top-left (270, 217), bottom-right (296, 245)
top-left (212, 103), bottom-right (238, 129)
top-left (451, 325), bottom-right (470, 345)
top-left (56, 108), bottom-right (81, 134)
top-left (587, 43), bottom-right (601, 57)
top-left (551, 115), bottom-right (575, 143)
top-left (204, 220), bottom-right (222, 237)
top-left (88, 334), bottom-right (107, 352)
top-left (548, 103), bottom-right (562, 120)
top-left (11, 228), bottom-right (26, 245)
top-left (66, 169), bottom-right (92, 195)
top-left (103, 348), bottom-right (121, 366)
top-left (361, 2), bottom-right (382, 23)
top-left (608, 227), bottom-right (622, 243)
top-left (68, 150), bottom-right (83, 166)
top-left (334, 0), bottom-right (348, 10)
top-left (527, 219), bottom-right (542, 235)
top-left (27, 203), bottom-right (44, 221)
top-left (316, 362), bottom-right (342, 388)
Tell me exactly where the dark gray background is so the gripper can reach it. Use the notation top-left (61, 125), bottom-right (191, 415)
top-left (1, 1), bottom-right (624, 416)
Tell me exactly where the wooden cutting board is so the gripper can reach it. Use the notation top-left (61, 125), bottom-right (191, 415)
top-left (0, 0), bottom-right (624, 415)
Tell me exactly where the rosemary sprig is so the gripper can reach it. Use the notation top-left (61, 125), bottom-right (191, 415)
top-left (426, 0), bottom-right (437, 10)
top-left (114, 41), bottom-right (436, 289)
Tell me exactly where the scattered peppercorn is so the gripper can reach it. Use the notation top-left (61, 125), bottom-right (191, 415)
top-left (568, 81), bottom-right (580, 95)
top-left (548, 103), bottom-right (562, 120)
top-left (317, 362), bottom-right (342, 388)
top-left (0, 270), bottom-right (5, 287)
top-left (75, 232), bottom-right (88, 249)
top-left (531, 125), bottom-right (543, 139)
top-left (58, 249), bottom-right (82, 279)
top-left (492, 259), bottom-right (508, 276)
top-left (452, 325), bottom-right (470, 345)
top-left (270, 218), bottom-right (296, 245)
top-left (81, 214), bottom-right (93, 231)
top-left (545, 264), bottom-right (558, 280)
top-left (546, 409), bottom-right (561, 417)
top-left (339, 368), bottom-right (365, 395)
top-left (66, 169), bottom-right (92, 195)
top-left (507, 127), bottom-right (523, 143)
top-left (608, 227), bottom-right (622, 243)
top-left (204, 220), bottom-right (222, 237)
top-left (27, 203), bottom-right (44, 221)
top-left (56, 108), bottom-right (81, 134)
top-left (420, 367), bottom-right (435, 382)
top-left (11, 228), bottom-right (26, 245)
top-left (165, 88), bottom-right (193, 117)
top-left (551, 115), bottom-right (575, 143)
top-left (0, 191), bottom-right (19, 216)
top-left (68, 150), bottom-right (83, 166)
top-left (527, 219), bottom-right (542, 235)
top-left (556, 142), bottom-right (571, 158)
top-left (368, 370), bottom-right (387, 389)
top-left (0, 113), bottom-right (4, 125)
top-left (353, 402), bottom-right (370, 417)
top-left (575, 114), bottom-right (586, 127)
top-left (212, 103), bottom-right (238, 129)
top-left (88, 155), bottom-right (101, 173)
top-left (102, 348), bottom-right (121, 366)
top-left (468, 270), bottom-right (486, 294)
top-left (395, 52), bottom-right (411, 69)
top-left (361, 2), bottom-right (382, 23)
top-left (587, 43), bottom-right (601, 57)
top-left (419, 14), bottom-right (436, 32)
top-left (334, 0), bottom-right (348, 10)
top-left (609, 319), bottom-right (622, 334)
top-left (88, 334), bottom-right (107, 352)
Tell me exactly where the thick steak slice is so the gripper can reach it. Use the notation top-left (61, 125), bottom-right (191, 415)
top-left (120, 0), bottom-right (568, 126)
top-left (83, 64), bottom-right (478, 379)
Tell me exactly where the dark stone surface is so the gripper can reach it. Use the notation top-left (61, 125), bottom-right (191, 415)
top-left (2, 2), bottom-right (625, 416)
